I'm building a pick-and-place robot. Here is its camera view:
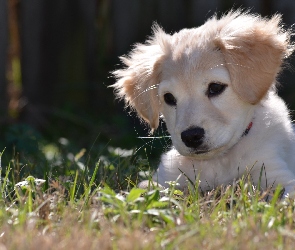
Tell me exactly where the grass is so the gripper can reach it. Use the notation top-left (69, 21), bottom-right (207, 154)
top-left (0, 138), bottom-right (295, 250)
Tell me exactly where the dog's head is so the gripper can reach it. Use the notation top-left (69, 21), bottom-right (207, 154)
top-left (112, 10), bottom-right (294, 158)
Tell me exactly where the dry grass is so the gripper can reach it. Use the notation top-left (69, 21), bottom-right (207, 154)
top-left (0, 147), bottom-right (294, 250)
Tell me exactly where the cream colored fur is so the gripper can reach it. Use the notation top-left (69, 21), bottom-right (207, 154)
top-left (112, 11), bottom-right (295, 196)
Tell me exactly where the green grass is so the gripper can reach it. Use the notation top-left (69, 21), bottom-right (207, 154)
top-left (0, 141), bottom-right (295, 250)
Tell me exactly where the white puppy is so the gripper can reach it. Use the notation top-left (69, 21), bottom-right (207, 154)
top-left (112, 11), bottom-right (295, 195)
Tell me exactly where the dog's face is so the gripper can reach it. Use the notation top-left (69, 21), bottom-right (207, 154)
top-left (113, 11), bottom-right (293, 159)
top-left (158, 55), bottom-right (254, 158)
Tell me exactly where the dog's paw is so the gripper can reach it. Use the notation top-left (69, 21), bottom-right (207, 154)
top-left (138, 180), bottom-right (165, 190)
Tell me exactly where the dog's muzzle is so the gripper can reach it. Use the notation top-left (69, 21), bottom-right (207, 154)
top-left (181, 127), bottom-right (205, 149)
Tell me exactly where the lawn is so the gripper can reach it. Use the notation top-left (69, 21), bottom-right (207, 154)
top-left (0, 137), bottom-right (295, 250)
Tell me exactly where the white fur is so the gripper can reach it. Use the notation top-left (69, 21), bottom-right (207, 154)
top-left (112, 11), bottom-right (295, 196)
top-left (155, 91), bottom-right (295, 195)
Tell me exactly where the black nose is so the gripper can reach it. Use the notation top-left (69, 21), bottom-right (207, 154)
top-left (181, 127), bottom-right (205, 148)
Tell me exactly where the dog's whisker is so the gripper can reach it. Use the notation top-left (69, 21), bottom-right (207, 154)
top-left (133, 124), bottom-right (155, 155)
top-left (209, 63), bottom-right (254, 70)
top-left (134, 136), bottom-right (162, 154)
top-left (158, 128), bottom-right (172, 150)
top-left (134, 118), bottom-right (171, 155)
top-left (137, 136), bottom-right (171, 139)
top-left (131, 84), bottom-right (159, 103)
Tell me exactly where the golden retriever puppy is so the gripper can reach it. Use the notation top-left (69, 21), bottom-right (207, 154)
top-left (112, 10), bottom-right (295, 196)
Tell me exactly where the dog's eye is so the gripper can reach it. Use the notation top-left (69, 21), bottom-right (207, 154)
top-left (164, 93), bottom-right (177, 106)
top-left (207, 82), bottom-right (227, 97)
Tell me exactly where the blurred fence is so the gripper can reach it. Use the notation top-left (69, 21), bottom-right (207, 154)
top-left (1, 0), bottom-right (295, 140)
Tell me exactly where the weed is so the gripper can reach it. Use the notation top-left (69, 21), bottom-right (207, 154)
top-left (0, 141), bottom-right (294, 249)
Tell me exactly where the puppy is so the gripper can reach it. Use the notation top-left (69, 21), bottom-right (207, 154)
top-left (112, 10), bottom-right (295, 196)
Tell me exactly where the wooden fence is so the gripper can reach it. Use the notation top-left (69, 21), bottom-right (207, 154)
top-left (1, 0), bottom-right (295, 129)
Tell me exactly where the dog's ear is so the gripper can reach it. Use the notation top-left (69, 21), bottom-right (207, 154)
top-left (215, 12), bottom-right (294, 104)
top-left (112, 25), bottom-right (169, 130)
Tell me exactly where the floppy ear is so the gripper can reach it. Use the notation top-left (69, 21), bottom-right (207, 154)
top-left (112, 26), bottom-right (169, 130)
top-left (214, 13), bottom-right (294, 104)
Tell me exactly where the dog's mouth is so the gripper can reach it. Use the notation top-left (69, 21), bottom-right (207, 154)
top-left (190, 148), bottom-right (210, 155)
top-left (186, 144), bottom-right (212, 156)
top-left (184, 143), bottom-right (229, 158)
